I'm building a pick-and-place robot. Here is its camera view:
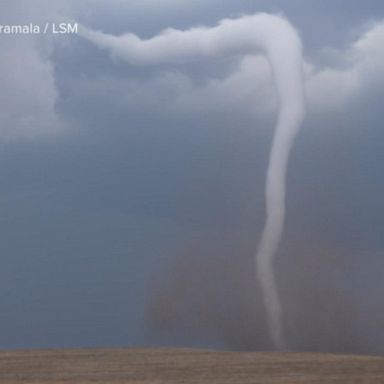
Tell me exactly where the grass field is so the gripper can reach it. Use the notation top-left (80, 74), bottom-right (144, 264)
top-left (0, 348), bottom-right (383, 383)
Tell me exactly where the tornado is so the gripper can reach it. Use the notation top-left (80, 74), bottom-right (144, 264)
top-left (80, 13), bottom-right (305, 350)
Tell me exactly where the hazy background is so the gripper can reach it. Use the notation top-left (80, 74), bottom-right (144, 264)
top-left (0, 0), bottom-right (384, 354)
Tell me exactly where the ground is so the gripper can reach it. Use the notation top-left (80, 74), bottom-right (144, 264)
top-left (0, 348), bottom-right (383, 383)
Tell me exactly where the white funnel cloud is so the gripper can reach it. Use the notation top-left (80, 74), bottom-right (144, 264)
top-left (80, 13), bottom-right (305, 350)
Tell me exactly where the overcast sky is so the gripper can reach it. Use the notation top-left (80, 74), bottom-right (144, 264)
top-left (1, 0), bottom-right (384, 354)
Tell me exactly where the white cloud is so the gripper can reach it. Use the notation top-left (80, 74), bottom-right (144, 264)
top-left (175, 18), bottom-right (384, 117)
top-left (0, 37), bottom-right (63, 140)
top-left (305, 20), bottom-right (384, 113)
top-left (353, 21), bottom-right (384, 86)
top-left (3, 3), bottom-right (380, 141)
top-left (0, 0), bottom-right (66, 140)
top-left (78, 14), bottom-right (384, 125)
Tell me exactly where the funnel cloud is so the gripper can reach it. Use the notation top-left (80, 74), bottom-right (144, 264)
top-left (81, 13), bottom-right (305, 350)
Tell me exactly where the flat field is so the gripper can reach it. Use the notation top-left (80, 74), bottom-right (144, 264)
top-left (0, 348), bottom-right (383, 383)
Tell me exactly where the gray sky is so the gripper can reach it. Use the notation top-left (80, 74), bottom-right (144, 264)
top-left (0, 0), bottom-right (384, 354)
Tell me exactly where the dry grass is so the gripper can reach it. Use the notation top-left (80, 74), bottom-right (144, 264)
top-left (0, 348), bottom-right (383, 383)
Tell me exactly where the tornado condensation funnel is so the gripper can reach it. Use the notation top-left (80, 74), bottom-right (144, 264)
top-left (80, 13), bottom-right (305, 350)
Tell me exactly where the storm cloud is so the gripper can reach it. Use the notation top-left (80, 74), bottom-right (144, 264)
top-left (0, 0), bottom-right (384, 355)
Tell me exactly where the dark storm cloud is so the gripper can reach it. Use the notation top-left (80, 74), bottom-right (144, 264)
top-left (0, 0), bottom-right (384, 354)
